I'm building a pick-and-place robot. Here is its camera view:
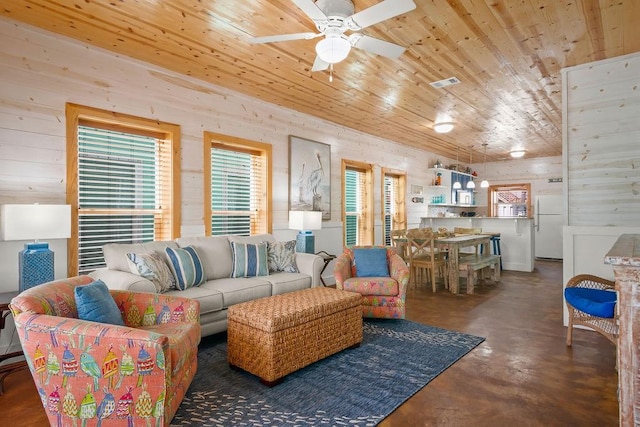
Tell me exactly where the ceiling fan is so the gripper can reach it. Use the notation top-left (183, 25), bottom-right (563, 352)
top-left (249, 0), bottom-right (417, 73)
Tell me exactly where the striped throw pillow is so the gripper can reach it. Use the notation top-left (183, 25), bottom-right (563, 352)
top-left (230, 242), bottom-right (269, 278)
top-left (165, 246), bottom-right (206, 290)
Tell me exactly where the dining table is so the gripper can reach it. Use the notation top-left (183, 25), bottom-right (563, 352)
top-left (394, 233), bottom-right (493, 294)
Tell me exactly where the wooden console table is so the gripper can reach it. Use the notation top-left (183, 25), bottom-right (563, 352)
top-left (0, 291), bottom-right (27, 395)
top-left (604, 234), bottom-right (640, 426)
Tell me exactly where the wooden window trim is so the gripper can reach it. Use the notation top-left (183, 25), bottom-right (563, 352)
top-left (342, 159), bottom-right (374, 246)
top-left (65, 103), bottom-right (181, 275)
top-left (203, 131), bottom-right (272, 236)
top-left (488, 183), bottom-right (532, 218)
top-left (381, 167), bottom-right (407, 243)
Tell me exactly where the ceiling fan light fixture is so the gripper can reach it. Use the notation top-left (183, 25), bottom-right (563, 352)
top-left (510, 150), bottom-right (525, 158)
top-left (316, 36), bottom-right (351, 64)
top-left (433, 122), bottom-right (454, 133)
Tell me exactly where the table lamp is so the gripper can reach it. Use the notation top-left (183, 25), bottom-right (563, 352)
top-left (1, 204), bottom-right (72, 292)
top-left (289, 210), bottom-right (322, 254)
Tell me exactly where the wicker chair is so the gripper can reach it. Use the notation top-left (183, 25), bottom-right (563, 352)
top-left (565, 274), bottom-right (618, 346)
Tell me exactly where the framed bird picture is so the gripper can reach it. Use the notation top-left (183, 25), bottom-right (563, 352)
top-left (288, 135), bottom-right (331, 220)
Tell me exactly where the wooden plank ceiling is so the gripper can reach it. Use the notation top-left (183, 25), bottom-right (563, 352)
top-left (2, 0), bottom-right (639, 162)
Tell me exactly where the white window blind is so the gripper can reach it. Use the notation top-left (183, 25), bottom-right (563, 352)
top-left (76, 124), bottom-right (172, 274)
top-left (383, 175), bottom-right (395, 246)
top-left (210, 146), bottom-right (266, 236)
top-left (345, 168), bottom-right (365, 246)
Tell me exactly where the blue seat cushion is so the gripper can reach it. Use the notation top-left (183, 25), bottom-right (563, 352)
top-left (564, 287), bottom-right (616, 318)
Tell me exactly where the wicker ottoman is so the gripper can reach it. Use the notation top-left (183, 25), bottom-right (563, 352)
top-left (227, 287), bottom-right (363, 386)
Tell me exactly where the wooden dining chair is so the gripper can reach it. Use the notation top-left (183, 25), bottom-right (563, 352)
top-left (454, 227), bottom-right (482, 234)
top-left (406, 228), bottom-right (447, 292)
top-left (454, 227), bottom-right (483, 254)
top-left (390, 229), bottom-right (408, 260)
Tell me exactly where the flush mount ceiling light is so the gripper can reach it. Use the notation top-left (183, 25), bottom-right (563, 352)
top-left (510, 150), bottom-right (525, 158)
top-left (315, 34), bottom-right (351, 64)
top-left (433, 122), bottom-right (455, 134)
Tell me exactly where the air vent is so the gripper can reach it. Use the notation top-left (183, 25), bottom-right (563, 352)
top-left (429, 77), bottom-right (461, 89)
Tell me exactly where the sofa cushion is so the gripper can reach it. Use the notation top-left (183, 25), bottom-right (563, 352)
top-left (126, 251), bottom-right (176, 293)
top-left (165, 286), bottom-right (224, 316)
top-left (74, 280), bottom-right (125, 325)
top-left (176, 236), bottom-right (233, 281)
top-left (262, 272), bottom-right (312, 295)
top-left (200, 277), bottom-right (272, 308)
top-left (103, 240), bottom-right (179, 273)
top-left (267, 240), bottom-right (299, 273)
top-left (353, 248), bottom-right (390, 277)
top-left (230, 242), bottom-right (269, 278)
top-left (165, 246), bottom-right (206, 290)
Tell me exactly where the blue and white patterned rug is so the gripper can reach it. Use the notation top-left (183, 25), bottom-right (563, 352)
top-left (171, 319), bottom-right (484, 426)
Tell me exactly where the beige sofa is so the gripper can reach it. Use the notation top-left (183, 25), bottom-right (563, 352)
top-left (89, 233), bottom-right (324, 337)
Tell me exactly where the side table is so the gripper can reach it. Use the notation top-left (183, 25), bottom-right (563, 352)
top-left (0, 291), bottom-right (27, 395)
top-left (315, 251), bottom-right (336, 286)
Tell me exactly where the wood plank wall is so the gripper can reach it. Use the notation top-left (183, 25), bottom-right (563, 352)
top-left (563, 52), bottom-right (640, 227)
top-left (0, 17), bottom-right (447, 291)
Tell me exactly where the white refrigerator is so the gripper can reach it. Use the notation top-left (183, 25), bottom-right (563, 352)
top-left (534, 195), bottom-right (563, 259)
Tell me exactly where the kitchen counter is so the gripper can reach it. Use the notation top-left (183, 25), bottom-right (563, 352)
top-left (420, 217), bottom-right (535, 272)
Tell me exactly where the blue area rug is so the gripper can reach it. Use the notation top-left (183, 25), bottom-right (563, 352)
top-left (171, 319), bottom-right (484, 426)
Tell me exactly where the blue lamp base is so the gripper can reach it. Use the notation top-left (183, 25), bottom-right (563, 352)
top-left (296, 231), bottom-right (315, 254)
top-left (19, 242), bottom-right (54, 293)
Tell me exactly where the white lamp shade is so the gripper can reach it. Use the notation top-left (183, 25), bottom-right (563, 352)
top-left (452, 181), bottom-right (462, 189)
top-left (466, 180), bottom-right (476, 189)
top-left (480, 179), bottom-right (490, 188)
top-left (289, 210), bottom-right (322, 231)
top-left (1, 204), bottom-right (71, 241)
top-left (316, 37), bottom-right (351, 64)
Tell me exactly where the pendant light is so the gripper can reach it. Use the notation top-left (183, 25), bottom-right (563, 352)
top-left (480, 143), bottom-right (490, 188)
top-left (452, 145), bottom-right (462, 189)
top-left (466, 146), bottom-right (475, 189)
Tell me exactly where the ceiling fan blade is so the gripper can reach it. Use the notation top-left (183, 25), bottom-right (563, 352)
top-left (348, 0), bottom-right (416, 30)
top-left (311, 55), bottom-right (330, 72)
top-left (351, 34), bottom-right (406, 59)
top-left (249, 32), bottom-right (319, 44)
top-left (292, 0), bottom-right (328, 22)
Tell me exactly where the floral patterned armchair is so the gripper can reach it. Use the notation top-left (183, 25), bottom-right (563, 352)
top-left (334, 246), bottom-right (410, 319)
top-left (10, 275), bottom-right (201, 426)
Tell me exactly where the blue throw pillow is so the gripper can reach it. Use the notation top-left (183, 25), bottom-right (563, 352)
top-left (564, 287), bottom-right (617, 318)
top-left (230, 241), bottom-right (269, 278)
top-left (353, 248), bottom-right (390, 277)
top-left (75, 280), bottom-right (125, 326)
top-left (165, 246), bottom-right (206, 290)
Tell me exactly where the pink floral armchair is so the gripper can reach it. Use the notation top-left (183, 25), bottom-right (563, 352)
top-left (334, 246), bottom-right (410, 319)
top-left (10, 275), bottom-right (201, 427)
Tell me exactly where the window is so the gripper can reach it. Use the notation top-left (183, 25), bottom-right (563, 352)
top-left (489, 183), bottom-right (531, 217)
top-left (204, 132), bottom-right (271, 236)
top-left (66, 104), bottom-right (180, 275)
top-left (342, 160), bottom-right (373, 246)
top-left (381, 169), bottom-right (407, 246)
